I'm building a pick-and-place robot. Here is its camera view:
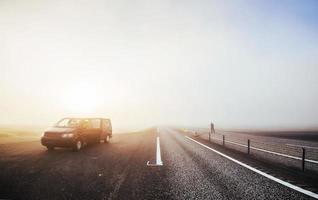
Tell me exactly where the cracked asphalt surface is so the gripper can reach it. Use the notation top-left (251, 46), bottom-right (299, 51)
top-left (0, 127), bottom-right (316, 200)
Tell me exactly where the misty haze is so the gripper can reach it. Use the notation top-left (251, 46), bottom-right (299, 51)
top-left (0, 1), bottom-right (318, 200)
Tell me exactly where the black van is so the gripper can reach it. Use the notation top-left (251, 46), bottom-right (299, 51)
top-left (41, 118), bottom-right (112, 151)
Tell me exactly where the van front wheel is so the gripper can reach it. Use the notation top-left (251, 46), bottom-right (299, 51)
top-left (73, 140), bottom-right (82, 151)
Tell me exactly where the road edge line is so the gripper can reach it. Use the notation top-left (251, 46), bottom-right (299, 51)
top-left (185, 136), bottom-right (318, 199)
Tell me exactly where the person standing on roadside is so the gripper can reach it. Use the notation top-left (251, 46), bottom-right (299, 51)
top-left (211, 122), bottom-right (215, 134)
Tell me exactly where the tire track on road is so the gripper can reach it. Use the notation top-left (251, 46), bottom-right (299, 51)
top-left (105, 140), bottom-right (143, 200)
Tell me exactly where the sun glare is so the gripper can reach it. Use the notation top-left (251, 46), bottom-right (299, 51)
top-left (63, 82), bottom-right (102, 114)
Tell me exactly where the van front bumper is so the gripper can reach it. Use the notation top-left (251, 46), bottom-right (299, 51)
top-left (41, 137), bottom-right (76, 147)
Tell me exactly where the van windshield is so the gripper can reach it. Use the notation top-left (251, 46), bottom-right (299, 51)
top-left (55, 118), bottom-right (81, 128)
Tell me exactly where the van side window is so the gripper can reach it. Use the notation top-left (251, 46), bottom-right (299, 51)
top-left (90, 119), bottom-right (101, 129)
top-left (102, 120), bottom-right (107, 131)
top-left (107, 120), bottom-right (112, 129)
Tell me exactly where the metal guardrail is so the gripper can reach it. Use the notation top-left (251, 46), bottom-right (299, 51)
top-left (211, 136), bottom-right (318, 164)
top-left (186, 128), bottom-right (318, 172)
top-left (211, 133), bottom-right (318, 172)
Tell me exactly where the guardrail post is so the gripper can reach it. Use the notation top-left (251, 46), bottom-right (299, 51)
top-left (247, 139), bottom-right (250, 155)
top-left (222, 135), bottom-right (225, 146)
top-left (302, 147), bottom-right (306, 172)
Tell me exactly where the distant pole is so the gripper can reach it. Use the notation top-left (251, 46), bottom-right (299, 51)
top-left (302, 148), bottom-right (306, 172)
top-left (222, 135), bottom-right (225, 146)
top-left (247, 139), bottom-right (250, 155)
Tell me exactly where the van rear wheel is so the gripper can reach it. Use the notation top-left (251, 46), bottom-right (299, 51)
top-left (47, 146), bottom-right (54, 151)
top-left (104, 135), bottom-right (110, 143)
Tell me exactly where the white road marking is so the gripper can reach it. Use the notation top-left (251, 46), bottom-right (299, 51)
top-left (211, 137), bottom-right (318, 164)
top-left (156, 136), bottom-right (163, 165)
top-left (147, 129), bottom-right (163, 166)
top-left (185, 136), bottom-right (318, 199)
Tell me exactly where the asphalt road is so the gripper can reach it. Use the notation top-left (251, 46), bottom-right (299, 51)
top-left (0, 127), bottom-right (316, 200)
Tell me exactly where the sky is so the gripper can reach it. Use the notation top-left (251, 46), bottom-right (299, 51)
top-left (0, 0), bottom-right (318, 131)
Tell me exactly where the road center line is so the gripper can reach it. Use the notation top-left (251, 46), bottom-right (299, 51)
top-left (156, 136), bottom-right (163, 165)
top-left (185, 136), bottom-right (318, 199)
top-left (147, 130), bottom-right (163, 166)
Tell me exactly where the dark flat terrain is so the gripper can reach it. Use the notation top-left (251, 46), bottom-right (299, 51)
top-left (217, 129), bottom-right (318, 142)
top-left (0, 128), bottom-right (316, 200)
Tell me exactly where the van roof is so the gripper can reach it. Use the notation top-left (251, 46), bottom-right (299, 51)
top-left (63, 117), bottom-right (110, 121)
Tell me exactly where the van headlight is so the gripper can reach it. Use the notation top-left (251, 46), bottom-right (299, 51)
top-left (61, 133), bottom-right (74, 138)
